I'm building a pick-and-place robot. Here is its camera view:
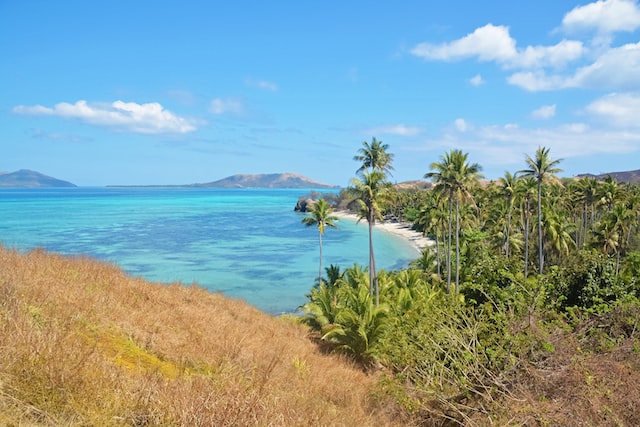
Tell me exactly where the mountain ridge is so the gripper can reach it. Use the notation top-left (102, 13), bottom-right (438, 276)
top-left (576, 168), bottom-right (640, 184)
top-left (0, 169), bottom-right (77, 188)
top-left (189, 173), bottom-right (340, 189)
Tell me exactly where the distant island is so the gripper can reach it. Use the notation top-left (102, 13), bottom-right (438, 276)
top-left (576, 169), bottom-right (640, 184)
top-left (189, 173), bottom-right (339, 189)
top-left (109, 173), bottom-right (340, 189)
top-left (0, 170), bottom-right (77, 188)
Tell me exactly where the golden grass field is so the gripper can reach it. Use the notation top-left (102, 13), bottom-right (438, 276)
top-left (0, 246), bottom-right (408, 426)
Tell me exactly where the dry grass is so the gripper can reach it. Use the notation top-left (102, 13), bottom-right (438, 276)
top-left (0, 246), bottom-right (408, 426)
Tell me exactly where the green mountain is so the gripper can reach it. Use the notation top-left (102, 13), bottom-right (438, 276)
top-left (576, 169), bottom-right (640, 184)
top-left (190, 173), bottom-right (339, 189)
top-left (0, 170), bottom-right (76, 188)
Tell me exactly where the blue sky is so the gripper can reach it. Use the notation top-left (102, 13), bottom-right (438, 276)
top-left (2, 0), bottom-right (640, 186)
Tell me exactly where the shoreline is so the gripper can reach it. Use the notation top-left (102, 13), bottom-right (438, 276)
top-left (332, 210), bottom-right (433, 255)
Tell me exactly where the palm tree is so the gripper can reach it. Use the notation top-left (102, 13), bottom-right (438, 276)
top-left (353, 137), bottom-right (394, 176)
top-left (599, 175), bottom-right (621, 212)
top-left (604, 202), bottom-right (635, 275)
top-left (351, 138), bottom-right (393, 306)
top-left (414, 191), bottom-right (446, 278)
top-left (516, 176), bottom-right (538, 278)
top-left (499, 171), bottom-right (518, 258)
top-left (519, 147), bottom-right (563, 275)
top-left (426, 149), bottom-right (482, 293)
top-left (301, 198), bottom-right (338, 286)
top-left (349, 170), bottom-right (388, 305)
top-left (425, 152), bottom-right (455, 292)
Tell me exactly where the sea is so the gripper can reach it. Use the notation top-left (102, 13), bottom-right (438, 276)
top-left (0, 187), bottom-right (420, 314)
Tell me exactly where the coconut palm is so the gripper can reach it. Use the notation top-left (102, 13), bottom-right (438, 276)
top-left (414, 191), bottom-right (447, 278)
top-left (519, 147), bottom-right (563, 275)
top-left (516, 176), bottom-right (538, 278)
top-left (499, 171), bottom-right (518, 258)
top-left (569, 177), bottom-right (599, 247)
top-left (353, 137), bottom-right (394, 176)
top-left (603, 202), bottom-right (635, 274)
top-left (349, 170), bottom-right (389, 305)
top-left (301, 198), bottom-right (338, 286)
top-left (426, 149), bottom-right (482, 293)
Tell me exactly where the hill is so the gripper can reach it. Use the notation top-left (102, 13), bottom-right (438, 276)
top-left (190, 173), bottom-right (339, 188)
top-left (576, 168), bottom-right (640, 183)
top-left (1, 246), bottom-right (638, 425)
top-left (0, 169), bottom-right (76, 188)
top-left (0, 246), bottom-right (404, 426)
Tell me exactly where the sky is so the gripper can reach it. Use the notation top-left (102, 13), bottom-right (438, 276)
top-left (2, 0), bottom-right (640, 187)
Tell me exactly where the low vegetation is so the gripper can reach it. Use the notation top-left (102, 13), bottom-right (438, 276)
top-left (299, 142), bottom-right (640, 425)
top-left (3, 141), bottom-right (640, 425)
top-left (0, 247), bottom-right (409, 426)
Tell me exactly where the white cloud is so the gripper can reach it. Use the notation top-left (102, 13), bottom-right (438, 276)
top-left (411, 24), bottom-right (517, 63)
top-left (245, 78), bottom-right (278, 91)
top-left (508, 42), bottom-right (640, 91)
top-left (366, 124), bottom-right (423, 137)
top-left (13, 100), bottom-right (196, 134)
top-left (454, 118), bottom-right (469, 132)
top-left (210, 97), bottom-right (244, 115)
top-left (586, 92), bottom-right (640, 126)
top-left (563, 0), bottom-right (640, 34)
top-left (507, 70), bottom-right (569, 91)
top-left (572, 42), bottom-right (640, 89)
top-left (410, 24), bottom-right (584, 70)
top-left (417, 119), bottom-right (639, 175)
top-left (514, 40), bottom-right (584, 69)
top-left (469, 74), bottom-right (485, 86)
top-left (531, 104), bottom-right (557, 119)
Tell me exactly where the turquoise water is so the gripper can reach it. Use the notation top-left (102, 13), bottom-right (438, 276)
top-left (0, 188), bottom-right (419, 313)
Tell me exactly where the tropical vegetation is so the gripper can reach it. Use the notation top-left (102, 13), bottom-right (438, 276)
top-left (2, 141), bottom-right (640, 425)
top-left (301, 143), bottom-right (640, 425)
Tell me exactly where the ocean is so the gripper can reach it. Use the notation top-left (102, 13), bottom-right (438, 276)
top-left (0, 187), bottom-right (420, 313)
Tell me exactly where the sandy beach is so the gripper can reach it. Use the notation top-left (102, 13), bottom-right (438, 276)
top-left (332, 210), bottom-right (433, 254)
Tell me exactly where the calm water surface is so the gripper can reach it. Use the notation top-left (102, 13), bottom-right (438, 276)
top-left (0, 188), bottom-right (419, 313)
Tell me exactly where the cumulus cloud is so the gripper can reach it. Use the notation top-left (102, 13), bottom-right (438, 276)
top-left (209, 97), bottom-right (245, 115)
top-left (411, 24), bottom-right (517, 63)
top-left (531, 104), bottom-right (557, 119)
top-left (469, 74), bottom-right (485, 86)
top-left (586, 92), bottom-right (640, 126)
top-left (410, 24), bottom-right (584, 70)
top-left (572, 42), bottom-right (640, 89)
top-left (454, 118), bottom-right (470, 132)
top-left (508, 42), bottom-right (640, 91)
top-left (424, 119), bottom-right (639, 171)
top-left (410, 1), bottom-right (640, 93)
top-left (13, 100), bottom-right (196, 134)
top-left (366, 124), bottom-right (423, 137)
top-left (245, 78), bottom-right (278, 91)
top-left (562, 0), bottom-right (640, 34)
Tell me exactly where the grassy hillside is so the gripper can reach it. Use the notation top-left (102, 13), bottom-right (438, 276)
top-left (0, 246), bottom-right (406, 426)
top-left (2, 245), bottom-right (639, 426)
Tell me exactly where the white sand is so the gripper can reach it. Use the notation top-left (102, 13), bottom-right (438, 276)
top-left (332, 210), bottom-right (433, 254)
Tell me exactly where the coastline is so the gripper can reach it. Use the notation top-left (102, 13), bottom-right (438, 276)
top-left (332, 210), bottom-right (433, 254)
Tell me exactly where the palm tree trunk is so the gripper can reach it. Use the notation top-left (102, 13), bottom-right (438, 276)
top-left (318, 232), bottom-right (323, 287)
top-left (506, 197), bottom-right (512, 258)
top-left (455, 196), bottom-right (460, 293)
top-left (537, 181), bottom-right (544, 275)
top-left (435, 231), bottom-right (441, 277)
top-left (368, 213), bottom-right (378, 305)
top-left (447, 191), bottom-right (453, 294)
top-left (524, 198), bottom-right (530, 278)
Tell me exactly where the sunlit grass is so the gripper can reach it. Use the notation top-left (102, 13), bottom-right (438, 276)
top-left (0, 245), bottom-right (406, 426)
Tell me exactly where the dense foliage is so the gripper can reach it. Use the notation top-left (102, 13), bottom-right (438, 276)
top-left (301, 144), bottom-right (640, 425)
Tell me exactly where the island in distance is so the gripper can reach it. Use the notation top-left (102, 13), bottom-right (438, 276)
top-left (0, 170), bottom-right (77, 188)
top-left (109, 173), bottom-right (340, 189)
top-left (189, 173), bottom-right (340, 189)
